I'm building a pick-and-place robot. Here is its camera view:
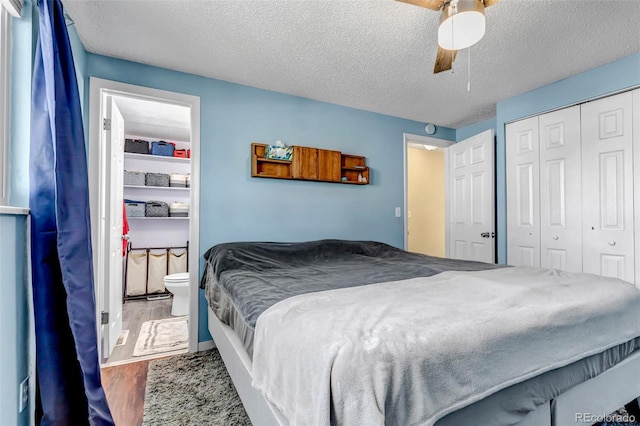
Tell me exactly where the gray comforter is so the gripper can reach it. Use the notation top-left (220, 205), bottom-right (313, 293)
top-left (252, 267), bottom-right (640, 426)
top-left (201, 239), bottom-right (500, 356)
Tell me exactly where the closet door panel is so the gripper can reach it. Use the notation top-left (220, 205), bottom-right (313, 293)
top-left (539, 106), bottom-right (582, 272)
top-left (581, 91), bottom-right (635, 283)
top-left (506, 117), bottom-right (540, 267)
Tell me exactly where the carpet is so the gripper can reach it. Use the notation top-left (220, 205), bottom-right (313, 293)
top-left (142, 350), bottom-right (637, 426)
top-left (143, 349), bottom-right (250, 426)
top-left (133, 316), bottom-right (189, 357)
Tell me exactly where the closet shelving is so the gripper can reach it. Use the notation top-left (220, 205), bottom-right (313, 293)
top-left (124, 152), bottom-right (190, 164)
top-left (124, 185), bottom-right (189, 192)
top-left (124, 137), bottom-right (191, 250)
top-left (128, 217), bottom-right (189, 220)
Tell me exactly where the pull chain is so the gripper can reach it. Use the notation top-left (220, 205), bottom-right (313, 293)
top-left (467, 46), bottom-right (471, 92)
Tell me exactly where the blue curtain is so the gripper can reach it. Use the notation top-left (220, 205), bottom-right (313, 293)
top-left (29, 0), bottom-right (114, 424)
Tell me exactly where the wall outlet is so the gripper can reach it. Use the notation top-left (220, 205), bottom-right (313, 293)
top-left (19, 376), bottom-right (29, 413)
top-left (395, 207), bottom-right (401, 218)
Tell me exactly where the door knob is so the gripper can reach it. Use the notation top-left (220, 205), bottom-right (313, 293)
top-left (553, 235), bottom-right (559, 240)
top-left (480, 232), bottom-right (490, 238)
top-left (608, 240), bottom-right (616, 246)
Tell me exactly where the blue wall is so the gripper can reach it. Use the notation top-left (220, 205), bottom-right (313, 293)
top-left (0, 212), bottom-right (30, 426)
top-left (2, 2), bottom-right (36, 424)
top-left (494, 53), bottom-right (640, 264)
top-left (85, 54), bottom-right (455, 341)
top-left (456, 118), bottom-right (496, 142)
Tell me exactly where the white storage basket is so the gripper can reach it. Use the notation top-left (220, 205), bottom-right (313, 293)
top-left (169, 173), bottom-right (188, 188)
top-left (169, 202), bottom-right (189, 217)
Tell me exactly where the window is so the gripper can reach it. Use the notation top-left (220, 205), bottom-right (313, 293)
top-left (0, 0), bottom-right (22, 206)
top-left (0, 4), bottom-right (10, 206)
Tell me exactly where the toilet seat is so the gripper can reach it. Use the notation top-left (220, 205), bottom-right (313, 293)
top-left (164, 272), bottom-right (189, 282)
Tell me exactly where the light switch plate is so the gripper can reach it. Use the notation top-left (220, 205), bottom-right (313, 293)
top-left (395, 207), bottom-right (401, 217)
top-left (19, 376), bottom-right (29, 413)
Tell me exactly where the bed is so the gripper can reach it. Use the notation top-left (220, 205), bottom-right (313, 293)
top-left (201, 239), bottom-right (640, 426)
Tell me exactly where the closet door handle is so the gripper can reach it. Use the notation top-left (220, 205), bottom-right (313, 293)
top-left (608, 240), bottom-right (616, 246)
top-left (552, 235), bottom-right (559, 240)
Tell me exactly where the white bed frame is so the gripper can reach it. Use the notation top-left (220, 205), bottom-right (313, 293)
top-left (208, 307), bottom-right (640, 426)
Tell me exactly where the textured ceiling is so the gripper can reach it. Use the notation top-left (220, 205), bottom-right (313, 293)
top-left (63, 0), bottom-right (640, 128)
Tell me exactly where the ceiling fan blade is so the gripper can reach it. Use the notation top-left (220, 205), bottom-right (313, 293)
top-left (483, 0), bottom-right (501, 7)
top-left (395, 0), bottom-right (446, 12)
top-left (434, 46), bottom-right (457, 74)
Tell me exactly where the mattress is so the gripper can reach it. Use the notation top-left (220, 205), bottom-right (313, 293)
top-left (201, 239), bottom-right (502, 357)
top-left (200, 239), bottom-right (640, 425)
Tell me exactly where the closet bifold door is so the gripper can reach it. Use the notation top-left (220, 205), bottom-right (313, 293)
top-left (538, 106), bottom-right (582, 272)
top-left (581, 91), bottom-right (635, 283)
top-left (506, 116), bottom-right (541, 267)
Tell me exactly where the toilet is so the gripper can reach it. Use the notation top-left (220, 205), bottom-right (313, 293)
top-left (163, 273), bottom-right (190, 316)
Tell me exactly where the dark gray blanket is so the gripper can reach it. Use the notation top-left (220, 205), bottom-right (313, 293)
top-left (201, 240), bottom-right (501, 349)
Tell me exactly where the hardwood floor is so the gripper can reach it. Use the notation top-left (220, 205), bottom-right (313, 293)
top-left (101, 360), bottom-right (151, 426)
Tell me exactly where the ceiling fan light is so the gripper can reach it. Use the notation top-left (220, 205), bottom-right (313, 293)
top-left (438, 0), bottom-right (486, 51)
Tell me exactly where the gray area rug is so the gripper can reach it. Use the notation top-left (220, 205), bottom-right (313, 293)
top-left (143, 349), bottom-right (251, 425)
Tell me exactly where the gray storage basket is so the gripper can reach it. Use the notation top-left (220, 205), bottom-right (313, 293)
top-left (124, 170), bottom-right (145, 186)
top-left (145, 201), bottom-right (169, 217)
top-left (145, 172), bottom-right (170, 187)
top-left (125, 202), bottom-right (145, 218)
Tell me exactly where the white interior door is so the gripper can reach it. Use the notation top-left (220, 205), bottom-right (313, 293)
top-left (538, 106), bottom-right (582, 272)
top-left (446, 129), bottom-right (495, 263)
top-left (103, 96), bottom-right (125, 357)
top-left (506, 117), bottom-right (540, 267)
top-left (581, 91), bottom-right (635, 283)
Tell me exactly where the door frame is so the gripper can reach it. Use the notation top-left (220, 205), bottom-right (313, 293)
top-left (402, 133), bottom-right (453, 253)
top-left (88, 77), bottom-right (201, 360)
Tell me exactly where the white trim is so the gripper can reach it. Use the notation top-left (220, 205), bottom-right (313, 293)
top-left (402, 133), bottom-right (454, 251)
top-left (444, 149), bottom-right (450, 258)
top-left (208, 307), bottom-right (282, 426)
top-left (0, 6), bottom-right (10, 206)
top-left (0, 206), bottom-right (28, 215)
top-left (88, 77), bottom-right (201, 360)
top-left (0, 0), bottom-right (21, 17)
top-left (99, 348), bottom-right (188, 368)
top-left (633, 88), bottom-right (640, 288)
top-left (198, 340), bottom-right (216, 351)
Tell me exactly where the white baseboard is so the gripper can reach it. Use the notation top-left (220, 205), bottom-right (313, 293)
top-left (198, 340), bottom-right (216, 351)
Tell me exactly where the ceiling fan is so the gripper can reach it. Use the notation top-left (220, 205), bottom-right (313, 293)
top-left (397, 0), bottom-right (500, 74)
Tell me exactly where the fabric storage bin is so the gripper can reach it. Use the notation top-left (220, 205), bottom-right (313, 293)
top-left (150, 141), bottom-right (175, 157)
top-left (187, 149), bottom-right (191, 158)
top-left (125, 200), bottom-right (145, 218)
top-left (145, 201), bottom-right (169, 217)
top-left (124, 139), bottom-right (149, 154)
top-left (145, 172), bottom-right (170, 187)
top-left (174, 149), bottom-right (187, 158)
top-left (169, 202), bottom-right (189, 217)
top-left (169, 173), bottom-right (187, 187)
top-left (124, 170), bottom-right (145, 186)
top-left (186, 174), bottom-right (191, 188)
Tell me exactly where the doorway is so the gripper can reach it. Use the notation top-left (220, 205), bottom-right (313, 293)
top-left (403, 133), bottom-right (453, 255)
top-left (406, 143), bottom-right (447, 256)
top-left (403, 130), bottom-right (495, 263)
top-left (88, 78), bottom-right (201, 365)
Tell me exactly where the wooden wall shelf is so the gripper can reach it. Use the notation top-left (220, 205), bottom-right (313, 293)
top-left (251, 143), bottom-right (369, 185)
